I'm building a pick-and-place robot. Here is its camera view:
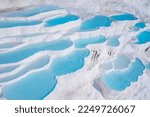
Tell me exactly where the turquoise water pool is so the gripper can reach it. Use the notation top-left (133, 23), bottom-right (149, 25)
top-left (2, 71), bottom-right (57, 100)
top-left (136, 30), bottom-right (150, 44)
top-left (0, 65), bottom-right (18, 74)
top-left (0, 39), bottom-right (72, 64)
top-left (80, 15), bottom-right (112, 31)
top-left (50, 49), bottom-right (89, 76)
top-left (106, 35), bottom-right (120, 47)
top-left (134, 22), bottom-right (146, 29)
top-left (74, 35), bottom-right (106, 48)
top-left (2, 49), bottom-right (89, 100)
top-left (113, 54), bottom-right (130, 69)
top-left (132, 22), bottom-right (146, 31)
top-left (0, 5), bottom-right (60, 17)
top-left (131, 26), bottom-right (141, 31)
top-left (0, 20), bottom-right (41, 28)
top-left (44, 15), bottom-right (79, 27)
top-left (0, 56), bottom-right (49, 83)
top-left (110, 13), bottom-right (137, 21)
top-left (102, 58), bottom-right (145, 91)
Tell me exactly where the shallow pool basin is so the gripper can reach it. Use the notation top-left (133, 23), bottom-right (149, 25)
top-left (0, 5), bottom-right (60, 17)
top-left (110, 13), bottom-right (137, 21)
top-left (80, 15), bottom-right (112, 31)
top-left (0, 39), bottom-right (73, 64)
top-left (102, 58), bottom-right (145, 91)
top-left (74, 35), bottom-right (106, 48)
top-left (2, 49), bottom-right (89, 100)
top-left (44, 14), bottom-right (79, 27)
top-left (136, 30), bottom-right (150, 44)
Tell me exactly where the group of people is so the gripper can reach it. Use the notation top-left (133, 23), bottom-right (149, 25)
top-left (91, 50), bottom-right (101, 62)
top-left (91, 49), bottom-right (114, 62)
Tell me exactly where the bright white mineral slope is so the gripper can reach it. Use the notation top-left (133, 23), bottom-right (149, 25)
top-left (1, 0), bottom-right (150, 21)
top-left (0, 0), bottom-right (150, 100)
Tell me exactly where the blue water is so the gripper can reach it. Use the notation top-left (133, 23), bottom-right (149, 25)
top-left (2, 71), bottom-right (57, 100)
top-left (80, 16), bottom-right (112, 31)
top-left (0, 20), bottom-right (41, 28)
top-left (110, 13), bottom-right (137, 21)
top-left (102, 58), bottom-right (145, 91)
top-left (44, 15), bottom-right (79, 27)
top-left (136, 30), bottom-right (150, 44)
top-left (0, 39), bottom-right (72, 64)
top-left (106, 35), bottom-right (120, 47)
top-left (2, 49), bottom-right (89, 100)
top-left (0, 56), bottom-right (49, 83)
top-left (74, 35), bottom-right (106, 48)
top-left (132, 22), bottom-right (146, 31)
top-left (134, 22), bottom-right (146, 29)
top-left (145, 63), bottom-right (150, 70)
top-left (50, 49), bottom-right (89, 76)
top-left (0, 5), bottom-right (60, 17)
top-left (0, 65), bottom-right (19, 74)
top-left (131, 26), bottom-right (140, 31)
top-left (113, 54), bottom-right (130, 69)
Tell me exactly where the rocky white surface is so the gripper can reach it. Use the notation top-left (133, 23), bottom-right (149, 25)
top-left (0, 0), bottom-right (150, 100)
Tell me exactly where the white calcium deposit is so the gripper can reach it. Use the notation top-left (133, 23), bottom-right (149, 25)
top-left (0, 0), bottom-right (150, 100)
